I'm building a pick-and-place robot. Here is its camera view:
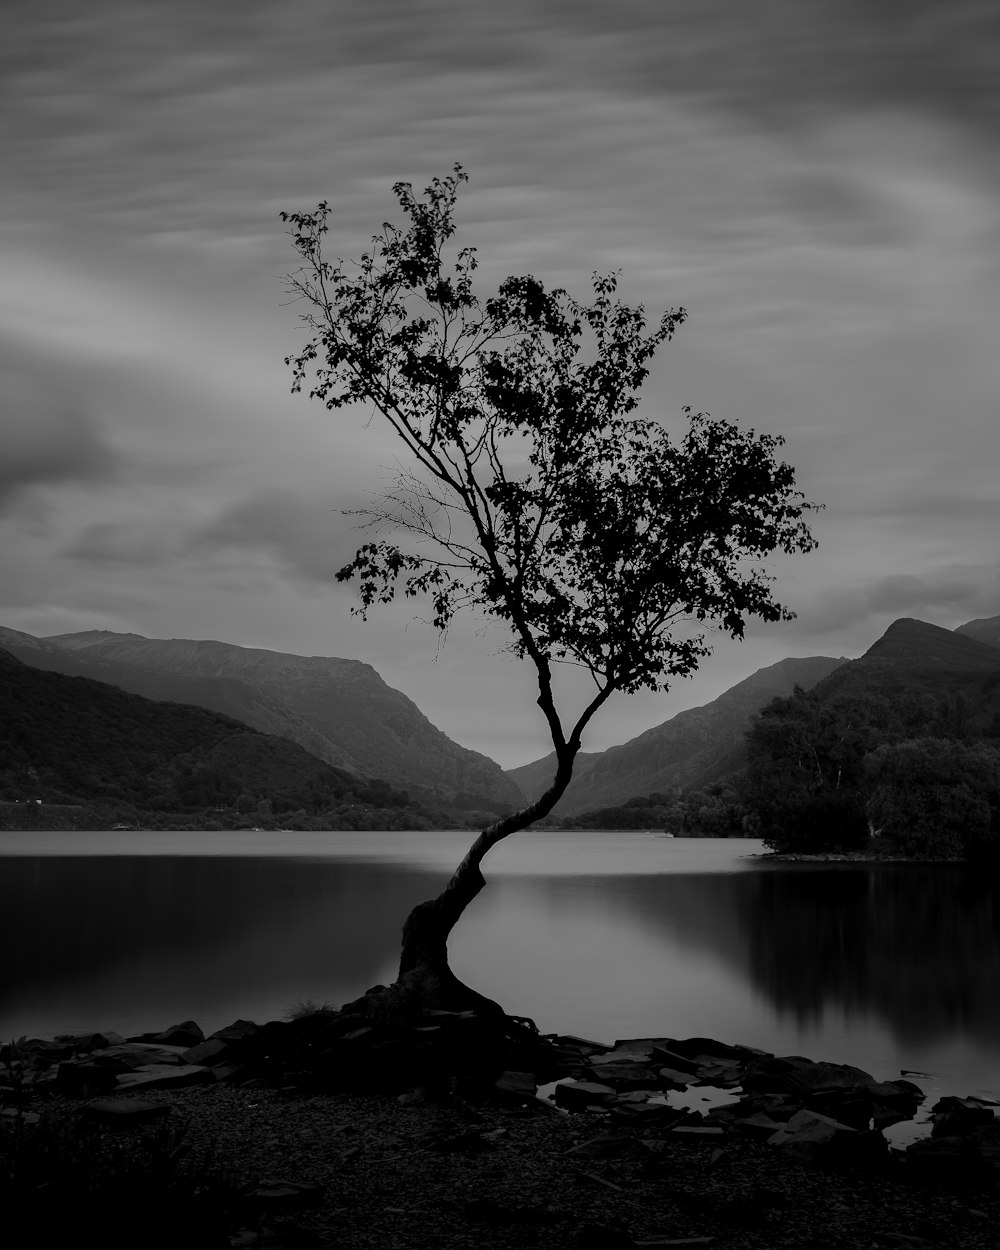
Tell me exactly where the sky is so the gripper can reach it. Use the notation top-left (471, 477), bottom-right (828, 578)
top-left (3, 0), bottom-right (999, 770)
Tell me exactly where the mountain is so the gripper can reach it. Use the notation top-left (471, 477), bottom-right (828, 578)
top-left (505, 751), bottom-right (602, 812)
top-left (0, 648), bottom-right (395, 820)
top-left (507, 655), bottom-right (846, 816)
top-left (0, 624), bottom-right (321, 758)
top-left (810, 617), bottom-right (1000, 726)
top-left (0, 626), bottom-right (524, 815)
top-left (955, 615), bottom-right (1000, 651)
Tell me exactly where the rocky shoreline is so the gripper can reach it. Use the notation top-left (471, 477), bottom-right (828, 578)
top-left (3, 1008), bottom-right (999, 1248)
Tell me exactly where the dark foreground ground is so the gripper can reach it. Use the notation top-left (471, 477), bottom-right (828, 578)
top-left (3, 1012), bottom-right (998, 1249)
top-left (64, 1082), bottom-right (1000, 1249)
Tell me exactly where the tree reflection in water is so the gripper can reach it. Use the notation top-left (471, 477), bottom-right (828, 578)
top-left (742, 865), bottom-right (1000, 1046)
top-left (482, 860), bottom-right (1000, 1056)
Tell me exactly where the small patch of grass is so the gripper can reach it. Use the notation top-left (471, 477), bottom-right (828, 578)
top-left (284, 997), bottom-right (336, 1020)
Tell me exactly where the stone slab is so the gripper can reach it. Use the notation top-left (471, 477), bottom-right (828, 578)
top-left (92, 1043), bottom-right (189, 1068)
top-left (585, 1062), bottom-right (661, 1089)
top-left (656, 1066), bottom-right (692, 1089)
top-left (554, 1080), bottom-right (616, 1109)
top-left (207, 1019), bottom-right (259, 1043)
top-left (115, 1063), bottom-right (214, 1091)
top-left (181, 1038), bottom-right (231, 1066)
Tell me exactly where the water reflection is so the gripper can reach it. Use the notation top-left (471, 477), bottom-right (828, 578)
top-left (422, 870), bottom-right (998, 1116)
top-left (2, 837), bottom-right (999, 1100)
top-left (740, 865), bottom-right (1000, 1046)
top-left (0, 854), bottom-right (442, 1037)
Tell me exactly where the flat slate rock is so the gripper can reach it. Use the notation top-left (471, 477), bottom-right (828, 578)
top-left (494, 1070), bottom-right (538, 1099)
top-left (743, 1055), bottom-right (877, 1096)
top-left (150, 1020), bottom-right (205, 1047)
top-left (92, 1042), bottom-right (190, 1067)
top-left (53, 1031), bottom-right (123, 1051)
top-left (612, 1037), bottom-right (683, 1053)
top-left (731, 1112), bottom-right (790, 1137)
top-left (115, 1063), bottom-right (214, 1090)
top-left (553, 1080), bottom-right (617, 1108)
top-left (656, 1066), bottom-right (693, 1088)
top-left (207, 1019), bottom-right (260, 1043)
top-left (81, 1097), bottom-right (172, 1122)
top-left (668, 1037), bottom-right (766, 1062)
top-left (547, 1034), bottom-right (610, 1053)
top-left (584, 1062), bottom-right (661, 1088)
top-left (242, 1180), bottom-right (326, 1208)
top-left (650, 1046), bottom-right (701, 1075)
top-left (181, 1038), bottom-right (231, 1066)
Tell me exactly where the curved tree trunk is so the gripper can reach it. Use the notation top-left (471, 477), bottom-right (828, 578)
top-left (392, 747), bottom-right (578, 1015)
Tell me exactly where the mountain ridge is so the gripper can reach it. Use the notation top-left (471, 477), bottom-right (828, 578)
top-left (8, 608), bottom-right (1000, 829)
top-left (954, 614), bottom-right (1000, 651)
top-left (508, 612), bottom-right (1000, 819)
top-left (807, 617), bottom-right (1000, 718)
top-left (507, 654), bottom-right (847, 816)
top-left (0, 649), bottom-right (437, 829)
top-left (1, 626), bottom-right (524, 814)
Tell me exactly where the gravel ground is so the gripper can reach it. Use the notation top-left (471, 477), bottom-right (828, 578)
top-left (45, 1083), bottom-right (1000, 1250)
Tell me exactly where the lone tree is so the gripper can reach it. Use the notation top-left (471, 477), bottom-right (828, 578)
top-left (282, 166), bottom-right (818, 1018)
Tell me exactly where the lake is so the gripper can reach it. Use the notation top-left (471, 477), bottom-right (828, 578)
top-left (1, 831), bottom-right (998, 1119)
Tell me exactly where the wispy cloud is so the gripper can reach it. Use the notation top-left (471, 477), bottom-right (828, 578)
top-left (193, 490), bottom-right (356, 587)
top-left (62, 521), bottom-right (172, 568)
top-left (0, 361), bottom-right (117, 509)
top-left (777, 564), bottom-right (1000, 645)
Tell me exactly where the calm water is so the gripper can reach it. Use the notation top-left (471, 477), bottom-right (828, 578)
top-left (1, 831), bottom-right (998, 1114)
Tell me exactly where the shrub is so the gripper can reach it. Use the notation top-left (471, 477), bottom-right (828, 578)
top-left (0, 1110), bottom-right (238, 1249)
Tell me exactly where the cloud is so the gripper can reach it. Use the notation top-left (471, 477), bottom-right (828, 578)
top-left (779, 564), bottom-right (1000, 643)
top-left (62, 521), bottom-right (170, 567)
top-left (863, 494), bottom-right (1000, 523)
top-left (8, 0), bottom-right (998, 264)
top-left (0, 364), bottom-right (116, 509)
top-left (193, 490), bottom-right (354, 587)
top-left (527, 0), bottom-right (1000, 145)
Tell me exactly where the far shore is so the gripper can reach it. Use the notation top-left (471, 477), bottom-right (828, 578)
top-left (750, 850), bottom-right (966, 863)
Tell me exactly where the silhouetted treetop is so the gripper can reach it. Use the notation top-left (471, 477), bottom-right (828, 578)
top-left (283, 166), bottom-right (819, 723)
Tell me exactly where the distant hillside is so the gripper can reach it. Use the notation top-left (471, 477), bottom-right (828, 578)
top-left (738, 616), bottom-right (1000, 858)
top-left (810, 618), bottom-right (1000, 731)
top-left (0, 626), bottom-right (524, 816)
top-left (0, 625), bottom-right (329, 758)
top-left (0, 648), bottom-right (430, 827)
top-left (955, 614), bottom-right (1000, 651)
top-left (507, 655), bottom-right (846, 816)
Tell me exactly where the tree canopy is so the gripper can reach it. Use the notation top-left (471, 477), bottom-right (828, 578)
top-left (742, 686), bottom-right (1000, 857)
top-left (283, 166), bottom-right (819, 771)
top-left (865, 737), bottom-right (1000, 859)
